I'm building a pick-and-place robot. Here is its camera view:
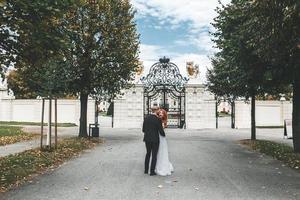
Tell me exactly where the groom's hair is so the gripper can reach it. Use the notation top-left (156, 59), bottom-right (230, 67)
top-left (151, 106), bottom-right (159, 113)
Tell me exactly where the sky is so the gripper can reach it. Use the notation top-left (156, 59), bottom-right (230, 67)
top-left (131, 0), bottom-right (230, 82)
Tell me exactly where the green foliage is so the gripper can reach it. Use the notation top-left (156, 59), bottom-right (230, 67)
top-left (1, 0), bottom-right (77, 61)
top-left (208, 0), bottom-right (266, 140)
top-left (247, 0), bottom-right (300, 81)
top-left (0, 1), bottom-right (14, 78)
top-left (208, 0), bottom-right (274, 99)
top-left (208, 0), bottom-right (297, 141)
top-left (29, 57), bottom-right (71, 97)
top-left (1, 0), bottom-right (139, 137)
top-left (63, 0), bottom-right (139, 97)
top-left (208, 0), bottom-right (294, 99)
top-left (1, 0), bottom-right (79, 97)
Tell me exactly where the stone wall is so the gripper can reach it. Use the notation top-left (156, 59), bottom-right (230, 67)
top-left (0, 98), bottom-right (95, 125)
top-left (235, 100), bottom-right (292, 128)
top-left (185, 84), bottom-right (216, 129)
top-left (113, 84), bottom-right (144, 128)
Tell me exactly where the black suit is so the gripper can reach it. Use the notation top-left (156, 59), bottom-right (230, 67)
top-left (142, 114), bottom-right (166, 174)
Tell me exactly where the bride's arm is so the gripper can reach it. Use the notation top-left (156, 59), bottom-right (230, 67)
top-left (162, 123), bottom-right (167, 129)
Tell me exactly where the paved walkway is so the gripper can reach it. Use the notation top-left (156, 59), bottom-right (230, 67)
top-left (1, 127), bottom-right (299, 200)
top-left (0, 119), bottom-right (293, 158)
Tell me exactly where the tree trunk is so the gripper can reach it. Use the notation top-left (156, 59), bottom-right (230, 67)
top-left (251, 94), bottom-right (256, 140)
top-left (293, 76), bottom-right (300, 152)
top-left (79, 93), bottom-right (88, 137)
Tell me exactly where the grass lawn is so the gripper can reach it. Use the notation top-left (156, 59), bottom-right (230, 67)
top-left (240, 139), bottom-right (300, 171)
top-left (0, 121), bottom-right (77, 127)
top-left (0, 126), bottom-right (38, 146)
top-left (0, 138), bottom-right (102, 192)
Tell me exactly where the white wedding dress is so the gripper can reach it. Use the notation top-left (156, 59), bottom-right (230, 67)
top-left (155, 134), bottom-right (174, 176)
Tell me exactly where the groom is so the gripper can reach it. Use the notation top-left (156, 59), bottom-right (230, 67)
top-left (142, 105), bottom-right (165, 176)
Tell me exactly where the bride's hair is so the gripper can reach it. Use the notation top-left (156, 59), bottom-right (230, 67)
top-left (158, 109), bottom-right (168, 128)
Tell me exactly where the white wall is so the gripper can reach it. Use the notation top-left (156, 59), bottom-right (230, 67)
top-left (185, 84), bottom-right (216, 129)
top-left (0, 98), bottom-right (95, 125)
top-left (235, 101), bottom-right (251, 129)
top-left (235, 100), bottom-right (292, 128)
top-left (113, 84), bottom-right (144, 128)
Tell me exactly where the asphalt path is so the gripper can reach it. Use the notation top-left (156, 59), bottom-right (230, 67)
top-left (1, 128), bottom-right (300, 200)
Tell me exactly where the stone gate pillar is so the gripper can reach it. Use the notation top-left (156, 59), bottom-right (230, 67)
top-left (113, 84), bottom-right (144, 128)
top-left (185, 82), bottom-right (216, 129)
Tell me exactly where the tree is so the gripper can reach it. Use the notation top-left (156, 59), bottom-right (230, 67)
top-left (208, 0), bottom-right (269, 140)
top-left (210, 0), bottom-right (299, 151)
top-left (245, 0), bottom-right (300, 152)
top-left (63, 0), bottom-right (139, 137)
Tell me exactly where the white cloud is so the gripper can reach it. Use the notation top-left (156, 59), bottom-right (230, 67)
top-left (133, 0), bottom-right (230, 82)
top-left (139, 44), bottom-right (176, 72)
top-left (139, 44), bottom-right (167, 62)
top-left (132, 0), bottom-right (230, 36)
top-left (174, 30), bottom-right (214, 53)
top-left (132, 0), bottom-right (230, 51)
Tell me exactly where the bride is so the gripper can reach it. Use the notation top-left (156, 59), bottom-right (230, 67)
top-left (155, 108), bottom-right (174, 176)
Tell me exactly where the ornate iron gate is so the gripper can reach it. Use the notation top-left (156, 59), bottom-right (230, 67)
top-left (141, 57), bottom-right (188, 128)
